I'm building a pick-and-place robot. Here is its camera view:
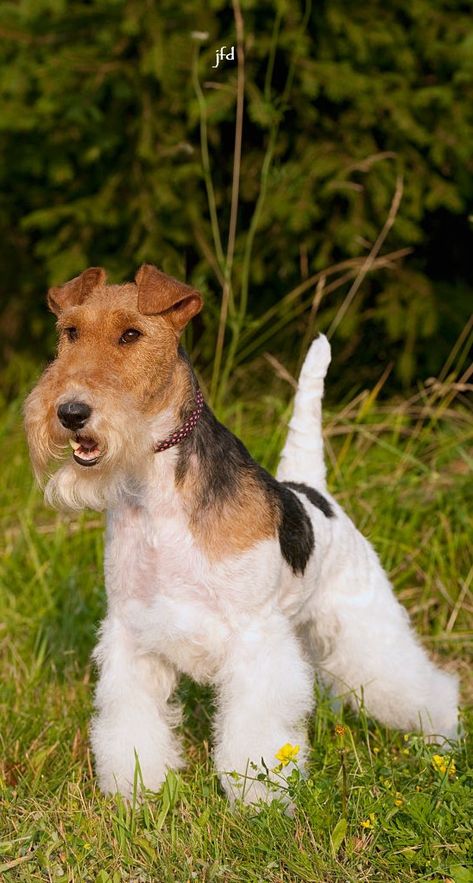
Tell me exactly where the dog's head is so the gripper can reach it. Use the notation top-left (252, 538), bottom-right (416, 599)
top-left (24, 265), bottom-right (202, 509)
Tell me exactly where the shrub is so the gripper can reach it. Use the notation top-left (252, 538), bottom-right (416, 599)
top-left (0, 0), bottom-right (471, 395)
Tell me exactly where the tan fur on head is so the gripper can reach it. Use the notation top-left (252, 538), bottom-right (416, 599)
top-left (24, 266), bottom-right (202, 509)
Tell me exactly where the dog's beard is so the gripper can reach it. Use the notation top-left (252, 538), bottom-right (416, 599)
top-left (25, 397), bottom-right (152, 511)
top-left (25, 372), bottom-right (178, 511)
top-left (48, 416), bottom-right (152, 510)
top-left (44, 458), bottom-right (142, 511)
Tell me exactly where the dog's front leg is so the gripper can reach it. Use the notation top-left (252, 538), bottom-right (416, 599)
top-left (90, 615), bottom-right (183, 798)
top-left (213, 612), bottom-right (314, 806)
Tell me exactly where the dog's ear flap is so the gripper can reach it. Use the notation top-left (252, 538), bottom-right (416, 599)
top-left (47, 267), bottom-right (107, 316)
top-left (135, 264), bottom-right (203, 333)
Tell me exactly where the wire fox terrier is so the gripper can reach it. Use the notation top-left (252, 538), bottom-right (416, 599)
top-left (25, 265), bottom-right (459, 803)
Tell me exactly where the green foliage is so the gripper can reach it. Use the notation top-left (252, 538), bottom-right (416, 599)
top-left (0, 0), bottom-right (472, 392)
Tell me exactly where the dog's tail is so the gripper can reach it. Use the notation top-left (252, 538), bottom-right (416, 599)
top-left (276, 335), bottom-right (331, 491)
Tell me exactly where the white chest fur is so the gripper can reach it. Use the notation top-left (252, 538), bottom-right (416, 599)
top-left (103, 484), bottom-right (284, 682)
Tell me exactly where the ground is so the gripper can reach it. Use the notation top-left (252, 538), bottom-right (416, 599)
top-left (0, 375), bottom-right (471, 883)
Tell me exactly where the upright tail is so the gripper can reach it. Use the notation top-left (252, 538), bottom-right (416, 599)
top-left (276, 335), bottom-right (331, 491)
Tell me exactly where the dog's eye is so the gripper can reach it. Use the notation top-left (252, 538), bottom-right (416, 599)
top-left (65, 327), bottom-right (78, 342)
top-left (119, 328), bottom-right (142, 345)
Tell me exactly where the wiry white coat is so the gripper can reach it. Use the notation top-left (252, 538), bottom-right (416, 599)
top-left (90, 337), bottom-right (459, 803)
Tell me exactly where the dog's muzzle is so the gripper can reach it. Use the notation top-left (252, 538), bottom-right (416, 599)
top-left (57, 401), bottom-right (102, 467)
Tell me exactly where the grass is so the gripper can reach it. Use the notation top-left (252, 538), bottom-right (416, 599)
top-left (0, 372), bottom-right (472, 883)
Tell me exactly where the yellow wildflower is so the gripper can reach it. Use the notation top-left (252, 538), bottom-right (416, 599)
top-left (274, 743), bottom-right (300, 767)
top-left (432, 754), bottom-right (456, 778)
top-left (373, 747), bottom-right (380, 754)
top-left (335, 724), bottom-right (346, 737)
top-left (394, 792), bottom-right (404, 806)
top-left (361, 814), bottom-right (375, 829)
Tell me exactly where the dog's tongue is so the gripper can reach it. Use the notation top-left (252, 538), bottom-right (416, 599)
top-left (69, 435), bottom-right (101, 461)
top-left (76, 436), bottom-right (96, 451)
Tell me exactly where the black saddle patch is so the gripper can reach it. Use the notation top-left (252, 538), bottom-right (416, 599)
top-left (175, 357), bottom-right (316, 577)
top-left (178, 411), bottom-right (316, 577)
top-left (283, 481), bottom-right (334, 519)
top-left (272, 482), bottom-right (315, 576)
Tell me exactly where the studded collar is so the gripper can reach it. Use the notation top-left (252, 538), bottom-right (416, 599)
top-left (153, 387), bottom-right (204, 453)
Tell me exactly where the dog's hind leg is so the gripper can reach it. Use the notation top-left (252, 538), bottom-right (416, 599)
top-left (276, 335), bottom-right (331, 490)
top-left (303, 563), bottom-right (459, 742)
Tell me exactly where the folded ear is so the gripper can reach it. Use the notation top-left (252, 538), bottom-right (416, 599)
top-left (135, 264), bottom-right (203, 333)
top-left (47, 267), bottom-right (107, 316)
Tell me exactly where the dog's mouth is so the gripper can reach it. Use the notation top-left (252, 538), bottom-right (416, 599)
top-left (69, 434), bottom-right (102, 467)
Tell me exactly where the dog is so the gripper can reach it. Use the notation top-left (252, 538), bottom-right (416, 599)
top-left (24, 264), bottom-right (459, 803)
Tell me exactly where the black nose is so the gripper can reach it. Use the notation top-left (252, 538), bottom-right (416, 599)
top-left (57, 401), bottom-right (92, 431)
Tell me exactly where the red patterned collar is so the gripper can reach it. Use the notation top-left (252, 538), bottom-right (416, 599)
top-left (153, 388), bottom-right (204, 453)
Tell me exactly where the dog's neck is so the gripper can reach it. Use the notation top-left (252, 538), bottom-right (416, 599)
top-left (130, 350), bottom-right (202, 496)
top-left (140, 358), bottom-right (280, 562)
top-left (153, 389), bottom-right (204, 454)
top-left (144, 348), bottom-right (199, 456)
